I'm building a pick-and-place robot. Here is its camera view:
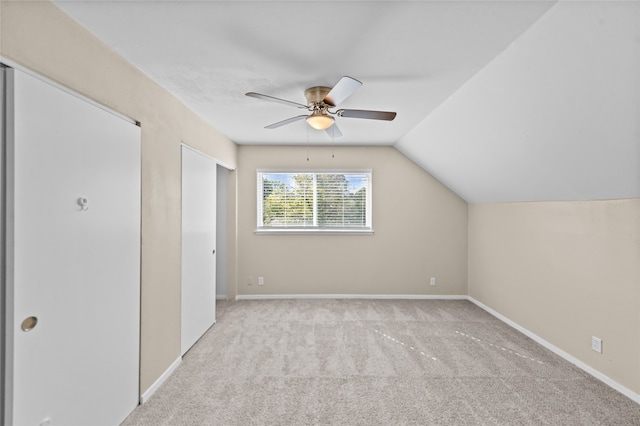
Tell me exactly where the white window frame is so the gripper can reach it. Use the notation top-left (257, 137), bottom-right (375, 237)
top-left (256, 169), bottom-right (373, 234)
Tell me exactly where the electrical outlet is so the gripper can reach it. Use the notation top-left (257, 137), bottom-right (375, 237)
top-left (430, 277), bottom-right (436, 286)
top-left (592, 336), bottom-right (602, 353)
top-left (247, 276), bottom-right (253, 286)
top-left (258, 276), bottom-right (264, 286)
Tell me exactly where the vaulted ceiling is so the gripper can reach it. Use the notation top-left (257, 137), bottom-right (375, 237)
top-left (52, 0), bottom-right (639, 203)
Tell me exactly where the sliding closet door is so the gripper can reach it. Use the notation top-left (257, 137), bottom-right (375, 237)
top-left (6, 68), bottom-right (140, 426)
top-left (181, 146), bottom-right (216, 355)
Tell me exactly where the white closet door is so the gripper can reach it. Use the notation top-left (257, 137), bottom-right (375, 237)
top-left (7, 68), bottom-right (140, 426)
top-left (181, 146), bottom-right (217, 355)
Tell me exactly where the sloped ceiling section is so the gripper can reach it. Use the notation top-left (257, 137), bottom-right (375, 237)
top-left (396, 1), bottom-right (640, 203)
top-left (51, 1), bottom-right (554, 146)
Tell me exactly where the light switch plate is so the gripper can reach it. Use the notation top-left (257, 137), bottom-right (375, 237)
top-left (592, 336), bottom-right (602, 353)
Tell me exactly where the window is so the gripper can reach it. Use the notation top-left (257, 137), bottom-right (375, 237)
top-left (257, 170), bottom-right (372, 233)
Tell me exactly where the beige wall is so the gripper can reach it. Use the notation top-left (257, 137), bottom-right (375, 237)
top-left (0, 0), bottom-right (238, 394)
top-left (468, 199), bottom-right (640, 394)
top-left (236, 145), bottom-right (468, 296)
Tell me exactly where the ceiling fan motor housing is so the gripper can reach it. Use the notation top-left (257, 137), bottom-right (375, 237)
top-left (304, 86), bottom-right (332, 107)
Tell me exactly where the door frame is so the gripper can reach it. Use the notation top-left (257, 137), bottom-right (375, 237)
top-left (1, 61), bottom-right (11, 426)
top-left (1, 64), bottom-right (17, 426)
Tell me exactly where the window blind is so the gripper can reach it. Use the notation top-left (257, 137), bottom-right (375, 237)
top-left (257, 171), bottom-right (372, 231)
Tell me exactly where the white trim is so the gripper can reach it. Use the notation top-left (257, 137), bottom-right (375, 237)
top-left (1, 64), bottom-right (15, 426)
top-left (468, 297), bottom-right (640, 405)
top-left (216, 295), bottom-right (228, 300)
top-left (236, 294), bottom-right (467, 300)
top-left (180, 143), bottom-right (235, 171)
top-left (257, 168), bottom-right (373, 174)
top-left (255, 228), bottom-right (373, 236)
top-left (0, 57), bottom-right (138, 126)
top-left (139, 357), bottom-right (181, 404)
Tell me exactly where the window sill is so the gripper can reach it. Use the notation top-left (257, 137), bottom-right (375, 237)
top-left (255, 228), bottom-right (374, 236)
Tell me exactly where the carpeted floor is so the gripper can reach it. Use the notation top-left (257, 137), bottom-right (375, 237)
top-left (121, 299), bottom-right (640, 425)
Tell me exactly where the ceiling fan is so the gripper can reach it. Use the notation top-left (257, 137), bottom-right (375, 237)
top-left (245, 76), bottom-right (396, 138)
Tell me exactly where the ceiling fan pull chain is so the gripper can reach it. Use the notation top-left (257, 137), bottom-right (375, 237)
top-left (331, 126), bottom-right (335, 158)
top-left (306, 123), bottom-right (310, 162)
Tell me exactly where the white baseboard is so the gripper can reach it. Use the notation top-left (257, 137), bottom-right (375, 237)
top-left (216, 295), bottom-right (227, 300)
top-left (468, 296), bottom-right (640, 405)
top-left (236, 294), bottom-right (468, 300)
top-left (139, 356), bottom-right (181, 404)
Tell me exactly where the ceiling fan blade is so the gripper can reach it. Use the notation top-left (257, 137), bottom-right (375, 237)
top-left (325, 123), bottom-right (343, 139)
top-left (337, 109), bottom-right (397, 121)
top-left (246, 92), bottom-right (307, 109)
top-left (265, 115), bottom-right (308, 129)
top-left (323, 76), bottom-right (362, 107)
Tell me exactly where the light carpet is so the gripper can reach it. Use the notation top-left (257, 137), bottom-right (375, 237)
top-left (121, 299), bottom-right (640, 425)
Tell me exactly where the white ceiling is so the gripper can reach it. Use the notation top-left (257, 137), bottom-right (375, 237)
top-left (52, 0), bottom-right (639, 203)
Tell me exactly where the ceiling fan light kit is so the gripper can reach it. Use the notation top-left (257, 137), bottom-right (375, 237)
top-left (306, 111), bottom-right (335, 130)
top-left (246, 76), bottom-right (396, 137)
